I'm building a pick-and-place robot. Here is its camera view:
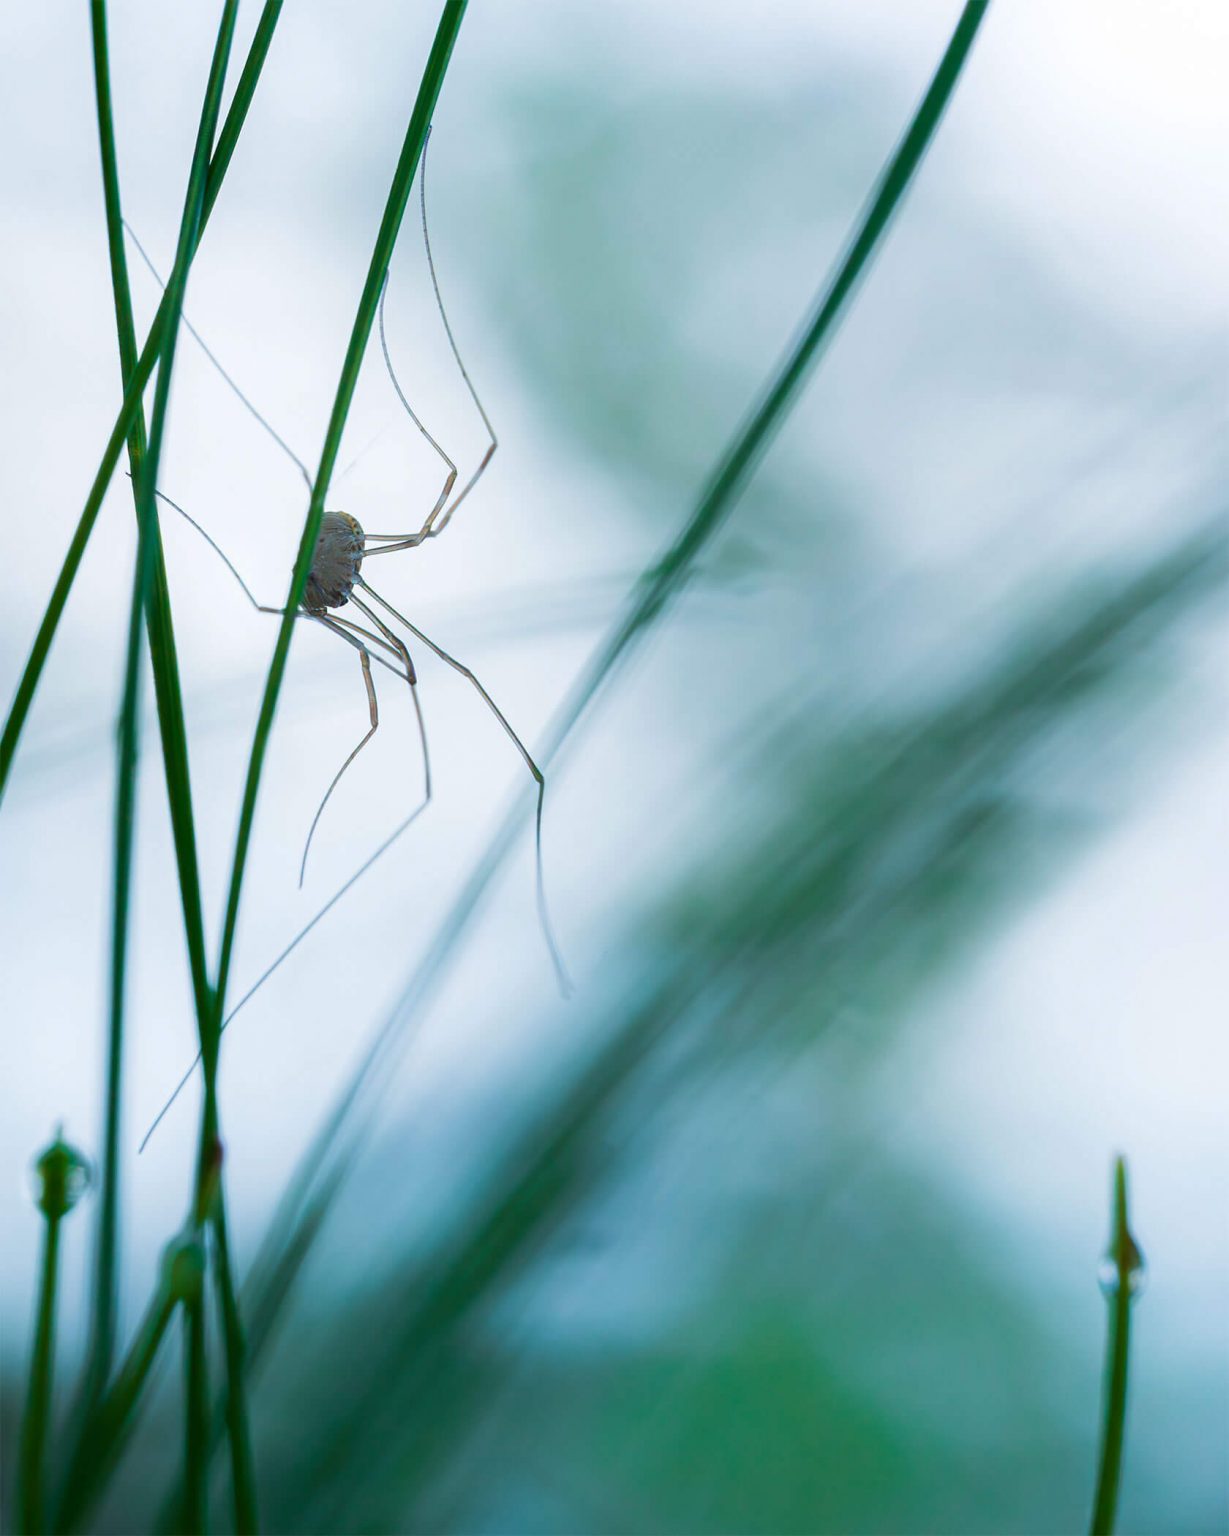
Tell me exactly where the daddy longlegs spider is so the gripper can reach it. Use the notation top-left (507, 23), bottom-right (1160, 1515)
top-left (134, 137), bottom-right (570, 1152)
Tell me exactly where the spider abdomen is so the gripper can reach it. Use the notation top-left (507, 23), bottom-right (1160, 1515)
top-left (305, 510), bottom-right (365, 611)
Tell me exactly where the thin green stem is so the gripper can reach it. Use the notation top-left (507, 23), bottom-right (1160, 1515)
top-left (62, 0), bottom-right (240, 1523)
top-left (183, 1293), bottom-right (209, 1535)
top-left (250, 0), bottom-right (994, 1289)
top-left (89, 0), bottom-right (212, 1038)
top-left (0, 0), bottom-right (286, 805)
top-left (1090, 1156), bottom-right (1141, 1535)
top-left (210, 0), bottom-right (470, 1031)
top-left (110, 7), bottom-right (242, 1532)
top-left (84, 0), bottom-right (142, 1405)
top-left (211, 1200), bottom-right (259, 1533)
top-left (16, 1215), bottom-right (62, 1535)
top-left (85, 22), bottom-right (255, 1529)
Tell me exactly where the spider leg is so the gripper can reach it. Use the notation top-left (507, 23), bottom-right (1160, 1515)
top-left (153, 487), bottom-right (285, 614)
top-left (125, 221), bottom-right (313, 490)
top-left (137, 610), bottom-right (432, 1155)
top-left (298, 617), bottom-right (382, 887)
top-left (363, 133), bottom-right (497, 559)
top-left (356, 577), bottom-right (570, 996)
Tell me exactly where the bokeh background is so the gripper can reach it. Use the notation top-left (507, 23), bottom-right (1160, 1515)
top-left (1, 2), bottom-right (1225, 1531)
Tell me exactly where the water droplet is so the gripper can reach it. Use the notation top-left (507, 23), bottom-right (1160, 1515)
top-left (1098, 1233), bottom-right (1146, 1299)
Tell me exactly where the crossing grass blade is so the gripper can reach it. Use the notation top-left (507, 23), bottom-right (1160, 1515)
top-left (83, 0), bottom-right (216, 1407)
top-left (0, 0), bottom-right (287, 804)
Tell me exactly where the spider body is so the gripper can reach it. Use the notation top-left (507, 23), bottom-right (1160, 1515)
top-left (305, 510), bottom-right (366, 613)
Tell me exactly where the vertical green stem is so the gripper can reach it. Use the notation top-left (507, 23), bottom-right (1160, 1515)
top-left (62, 0), bottom-right (239, 1521)
top-left (183, 1293), bottom-right (209, 1535)
top-left (1090, 1156), bottom-right (1140, 1535)
top-left (211, 1200), bottom-right (259, 1533)
top-left (16, 1216), bottom-right (62, 1535)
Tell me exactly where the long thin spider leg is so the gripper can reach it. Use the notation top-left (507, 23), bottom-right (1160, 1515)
top-left (296, 609), bottom-right (432, 881)
top-left (358, 131), bottom-right (498, 558)
top-left (138, 781), bottom-right (434, 1154)
top-left (378, 271), bottom-right (456, 533)
top-left (346, 593), bottom-right (433, 816)
top-left (151, 487), bottom-right (283, 614)
top-left (123, 220), bottom-right (313, 491)
top-left (356, 577), bottom-right (571, 996)
top-left (299, 618), bottom-right (382, 887)
top-left (417, 130), bottom-right (497, 538)
top-left (138, 607), bottom-right (432, 1155)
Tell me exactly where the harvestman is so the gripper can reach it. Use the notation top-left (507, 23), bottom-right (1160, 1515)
top-left (135, 141), bottom-right (569, 1151)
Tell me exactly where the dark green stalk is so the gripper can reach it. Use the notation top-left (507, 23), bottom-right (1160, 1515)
top-left (109, 5), bottom-right (241, 1529)
top-left (88, 0), bottom-right (211, 1041)
top-left (252, 0), bottom-right (994, 1276)
top-left (0, 0), bottom-right (286, 804)
top-left (1090, 1156), bottom-right (1141, 1535)
top-left (96, 0), bottom-right (238, 1394)
top-left (211, 1200), bottom-right (259, 1533)
top-left (183, 1294), bottom-right (209, 1535)
top-left (16, 1215), bottom-right (62, 1534)
top-left (86, 9), bottom-right (259, 1520)
top-left (62, 0), bottom-right (240, 1521)
top-left (86, 0), bottom-right (146, 1405)
top-left (210, 0), bottom-right (470, 1028)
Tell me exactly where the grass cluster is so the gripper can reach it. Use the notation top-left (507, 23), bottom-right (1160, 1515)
top-left (3, 2), bottom-right (1155, 1530)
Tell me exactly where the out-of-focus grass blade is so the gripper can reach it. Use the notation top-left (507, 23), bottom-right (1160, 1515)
top-left (0, 0), bottom-right (287, 804)
top-left (263, 527), bottom-right (1221, 1528)
top-left (245, 0), bottom-right (993, 1346)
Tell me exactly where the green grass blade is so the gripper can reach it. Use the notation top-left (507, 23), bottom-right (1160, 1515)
top-left (89, 0), bottom-right (213, 1037)
top-left (251, 0), bottom-right (993, 1294)
top-left (210, 1200), bottom-right (260, 1533)
top-left (114, 0), bottom-right (242, 1267)
top-left (87, 1), bottom-right (252, 1500)
top-left (63, 0), bottom-right (240, 1520)
top-left (84, 0), bottom-right (154, 1406)
top-left (0, 0), bottom-right (287, 805)
top-left (1090, 1155), bottom-right (1142, 1535)
top-left (17, 1214), bottom-right (63, 1535)
top-left (183, 1292), bottom-right (209, 1535)
top-left (210, 0), bottom-right (471, 1027)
